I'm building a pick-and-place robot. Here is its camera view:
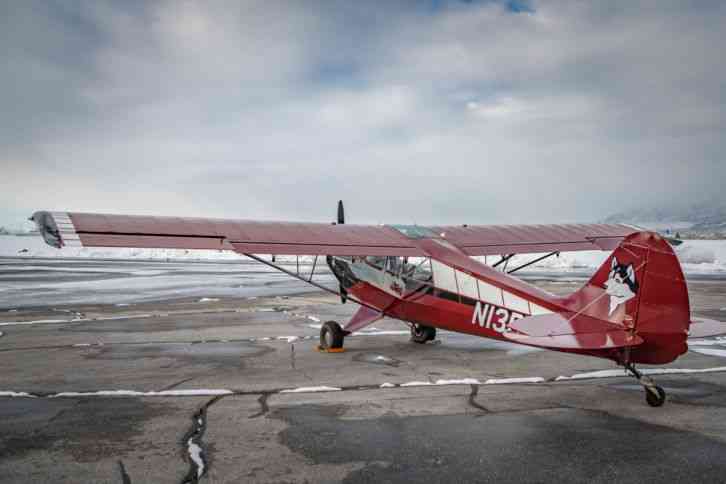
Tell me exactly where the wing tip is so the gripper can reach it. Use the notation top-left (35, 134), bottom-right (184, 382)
top-left (29, 211), bottom-right (82, 249)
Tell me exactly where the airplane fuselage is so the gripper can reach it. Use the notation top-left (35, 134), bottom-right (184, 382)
top-left (327, 255), bottom-right (544, 343)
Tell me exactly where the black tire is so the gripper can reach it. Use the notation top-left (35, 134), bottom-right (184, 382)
top-left (410, 324), bottom-right (436, 344)
top-left (645, 386), bottom-right (666, 407)
top-left (320, 321), bottom-right (345, 350)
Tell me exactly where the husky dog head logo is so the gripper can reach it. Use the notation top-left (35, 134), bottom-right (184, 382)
top-left (604, 257), bottom-right (638, 315)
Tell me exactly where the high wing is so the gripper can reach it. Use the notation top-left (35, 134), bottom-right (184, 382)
top-left (30, 211), bottom-right (637, 257)
top-left (428, 223), bottom-right (635, 255)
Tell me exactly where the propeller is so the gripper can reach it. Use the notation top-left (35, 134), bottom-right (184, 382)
top-left (337, 200), bottom-right (345, 225)
top-left (336, 200), bottom-right (347, 303)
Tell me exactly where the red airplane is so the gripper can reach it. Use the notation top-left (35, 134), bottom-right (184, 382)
top-left (30, 203), bottom-right (726, 407)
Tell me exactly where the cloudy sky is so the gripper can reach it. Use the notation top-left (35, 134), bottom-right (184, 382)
top-left (1, 0), bottom-right (724, 228)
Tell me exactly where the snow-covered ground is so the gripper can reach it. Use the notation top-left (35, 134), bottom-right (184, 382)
top-left (0, 235), bottom-right (245, 261)
top-left (0, 235), bottom-right (336, 308)
top-left (2, 235), bottom-right (726, 275)
top-left (491, 239), bottom-right (726, 276)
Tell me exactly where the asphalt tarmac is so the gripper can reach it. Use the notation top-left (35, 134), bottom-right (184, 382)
top-left (2, 259), bottom-right (726, 483)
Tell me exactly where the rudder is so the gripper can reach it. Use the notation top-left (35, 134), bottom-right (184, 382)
top-left (562, 231), bottom-right (690, 364)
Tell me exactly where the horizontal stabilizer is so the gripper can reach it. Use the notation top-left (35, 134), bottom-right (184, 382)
top-left (504, 313), bottom-right (643, 350)
top-left (689, 318), bottom-right (726, 338)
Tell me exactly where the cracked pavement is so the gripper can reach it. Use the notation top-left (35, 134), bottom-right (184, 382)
top-left (2, 261), bottom-right (726, 482)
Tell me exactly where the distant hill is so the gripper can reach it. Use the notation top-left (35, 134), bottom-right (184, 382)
top-left (605, 202), bottom-right (726, 239)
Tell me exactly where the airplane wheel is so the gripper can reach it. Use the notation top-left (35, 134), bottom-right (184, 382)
top-left (645, 385), bottom-right (666, 407)
top-left (320, 321), bottom-right (345, 350)
top-left (410, 324), bottom-right (436, 344)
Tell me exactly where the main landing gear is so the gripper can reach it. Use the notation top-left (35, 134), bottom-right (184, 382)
top-left (410, 324), bottom-right (436, 344)
top-left (318, 321), bottom-right (348, 352)
top-left (319, 321), bottom-right (438, 350)
top-left (625, 362), bottom-right (666, 407)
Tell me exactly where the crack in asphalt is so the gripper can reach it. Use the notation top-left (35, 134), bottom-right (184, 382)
top-left (117, 460), bottom-right (132, 484)
top-left (181, 395), bottom-right (227, 484)
top-left (7, 368), bottom-right (726, 403)
top-left (0, 336), bottom-right (318, 353)
top-left (249, 393), bottom-right (271, 419)
top-left (467, 384), bottom-right (490, 413)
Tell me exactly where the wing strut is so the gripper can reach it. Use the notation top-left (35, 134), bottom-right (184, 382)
top-left (506, 251), bottom-right (560, 274)
top-left (242, 253), bottom-right (383, 314)
top-left (492, 254), bottom-right (514, 269)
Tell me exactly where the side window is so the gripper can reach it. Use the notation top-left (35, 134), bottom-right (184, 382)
top-left (365, 256), bottom-right (386, 270)
top-left (411, 258), bottom-right (433, 282)
top-left (386, 256), bottom-right (403, 276)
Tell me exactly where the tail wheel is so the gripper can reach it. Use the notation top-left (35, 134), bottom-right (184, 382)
top-left (410, 324), bottom-right (436, 344)
top-left (645, 385), bottom-right (666, 407)
top-left (320, 321), bottom-right (345, 350)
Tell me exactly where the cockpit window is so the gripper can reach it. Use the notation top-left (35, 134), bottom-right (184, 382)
top-left (365, 256), bottom-right (386, 270)
top-left (385, 256), bottom-right (403, 275)
top-left (410, 258), bottom-right (433, 282)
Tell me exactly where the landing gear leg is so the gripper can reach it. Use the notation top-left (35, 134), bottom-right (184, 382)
top-left (625, 363), bottom-right (666, 407)
top-left (319, 321), bottom-right (347, 352)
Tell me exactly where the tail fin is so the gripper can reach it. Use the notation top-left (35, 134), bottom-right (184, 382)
top-left (563, 231), bottom-right (690, 364)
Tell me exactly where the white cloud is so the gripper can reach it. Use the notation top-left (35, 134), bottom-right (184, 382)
top-left (1, 1), bottom-right (725, 226)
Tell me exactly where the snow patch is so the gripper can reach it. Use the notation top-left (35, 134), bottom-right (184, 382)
top-left (691, 348), bottom-right (726, 358)
top-left (0, 318), bottom-right (74, 327)
top-left (0, 313), bottom-right (157, 327)
top-left (380, 383), bottom-right (396, 388)
top-left (556, 366), bottom-right (726, 381)
top-left (277, 336), bottom-right (299, 343)
top-left (197, 298), bottom-right (220, 303)
top-left (50, 389), bottom-right (234, 397)
top-left (484, 377), bottom-right (545, 385)
top-left (688, 337), bottom-right (726, 346)
top-left (280, 386), bottom-right (342, 393)
top-left (187, 439), bottom-right (205, 478)
top-left (472, 240), bottom-right (726, 275)
top-left (0, 391), bottom-right (36, 398)
top-left (555, 369), bottom-right (629, 381)
top-left (400, 381), bottom-right (434, 387)
top-left (307, 316), bottom-right (321, 323)
top-left (677, 245), bottom-right (716, 264)
top-left (435, 378), bottom-right (481, 386)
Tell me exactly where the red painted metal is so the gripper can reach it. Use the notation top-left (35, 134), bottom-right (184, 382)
top-left (80, 234), bottom-right (232, 250)
top-left (429, 223), bottom-right (636, 256)
top-left (343, 231), bottom-right (692, 365)
top-left (65, 212), bottom-right (423, 256)
top-left (36, 212), bottom-right (637, 257)
top-left (343, 306), bottom-right (383, 333)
